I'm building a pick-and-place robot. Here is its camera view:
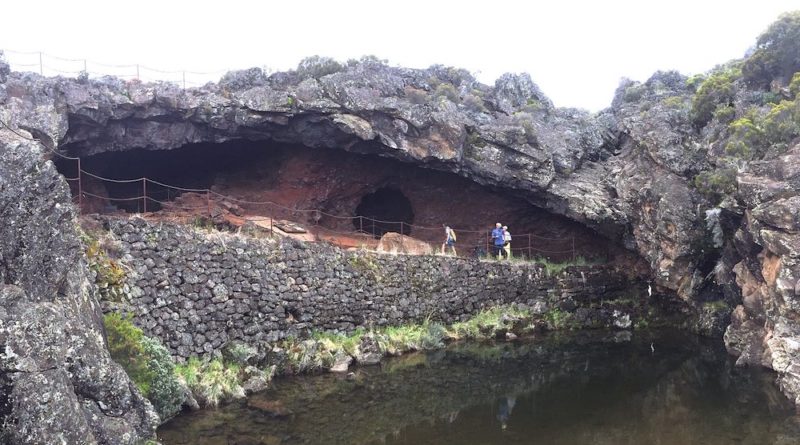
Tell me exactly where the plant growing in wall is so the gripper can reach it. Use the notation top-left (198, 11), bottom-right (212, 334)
top-left (103, 313), bottom-right (185, 421)
top-left (83, 231), bottom-right (129, 301)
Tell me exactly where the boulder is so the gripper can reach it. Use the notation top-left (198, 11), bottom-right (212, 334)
top-left (0, 135), bottom-right (158, 443)
top-left (353, 334), bottom-right (383, 365)
top-left (376, 232), bottom-right (433, 255)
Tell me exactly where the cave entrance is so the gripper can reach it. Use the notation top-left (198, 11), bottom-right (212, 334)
top-left (54, 138), bottom-right (642, 266)
top-left (55, 140), bottom-right (276, 213)
top-left (354, 187), bottom-right (415, 237)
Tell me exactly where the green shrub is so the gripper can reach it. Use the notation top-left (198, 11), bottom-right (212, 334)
top-left (694, 168), bottom-right (737, 202)
top-left (622, 83), bottom-right (646, 102)
top-left (691, 64), bottom-right (742, 127)
top-left (725, 117), bottom-right (765, 159)
top-left (346, 55), bottom-right (388, 67)
top-left (661, 96), bottom-right (686, 109)
top-left (686, 74), bottom-right (706, 92)
top-left (761, 91), bottom-right (782, 105)
top-left (544, 308), bottom-right (570, 330)
top-left (104, 313), bottom-right (151, 392)
top-left (522, 98), bottom-right (544, 113)
top-left (463, 93), bottom-right (488, 113)
top-left (434, 82), bottom-right (460, 103)
top-left (466, 130), bottom-right (485, 148)
top-left (428, 65), bottom-right (475, 87)
top-left (85, 236), bottom-right (127, 301)
top-left (103, 313), bottom-right (184, 420)
top-left (742, 50), bottom-right (780, 89)
top-left (513, 114), bottom-right (539, 146)
top-left (763, 99), bottom-right (800, 145)
top-left (790, 72), bottom-right (800, 97)
top-left (743, 12), bottom-right (800, 87)
top-left (405, 88), bottom-right (428, 105)
top-left (140, 337), bottom-right (184, 420)
top-left (712, 105), bottom-right (736, 124)
top-left (295, 55), bottom-right (345, 79)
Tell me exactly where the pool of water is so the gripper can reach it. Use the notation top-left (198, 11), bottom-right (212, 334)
top-left (158, 330), bottom-right (800, 445)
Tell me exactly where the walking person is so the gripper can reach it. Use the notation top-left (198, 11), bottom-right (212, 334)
top-left (503, 225), bottom-right (512, 260)
top-left (441, 225), bottom-right (457, 256)
top-left (491, 223), bottom-right (505, 259)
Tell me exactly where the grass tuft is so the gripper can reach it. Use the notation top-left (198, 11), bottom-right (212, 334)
top-left (448, 306), bottom-right (530, 340)
top-left (175, 358), bottom-right (245, 407)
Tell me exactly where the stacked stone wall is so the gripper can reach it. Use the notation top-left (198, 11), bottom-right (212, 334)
top-left (106, 218), bottom-right (645, 358)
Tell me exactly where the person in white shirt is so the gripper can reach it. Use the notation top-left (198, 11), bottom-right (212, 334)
top-left (502, 226), bottom-right (512, 259)
top-left (441, 225), bottom-right (457, 256)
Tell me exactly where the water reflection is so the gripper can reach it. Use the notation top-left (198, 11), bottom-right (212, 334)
top-left (159, 330), bottom-right (799, 445)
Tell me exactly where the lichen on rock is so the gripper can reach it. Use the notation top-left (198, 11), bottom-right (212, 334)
top-left (0, 134), bottom-right (158, 443)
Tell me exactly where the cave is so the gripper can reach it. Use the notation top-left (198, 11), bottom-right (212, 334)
top-left (55, 141), bottom-right (273, 213)
top-left (354, 187), bottom-right (415, 237)
top-left (54, 139), bottom-right (643, 266)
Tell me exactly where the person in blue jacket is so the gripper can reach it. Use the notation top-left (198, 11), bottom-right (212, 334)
top-left (491, 222), bottom-right (505, 259)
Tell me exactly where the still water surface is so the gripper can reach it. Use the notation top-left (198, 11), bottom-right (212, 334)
top-left (159, 330), bottom-right (800, 445)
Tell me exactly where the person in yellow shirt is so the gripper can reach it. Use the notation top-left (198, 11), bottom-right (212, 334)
top-left (502, 226), bottom-right (512, 259)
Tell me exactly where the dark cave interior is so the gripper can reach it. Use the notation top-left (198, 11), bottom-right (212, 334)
top-left (55, 139), bottom-right (642, 265)
top-left (354, 187), bottom-right (415, 237)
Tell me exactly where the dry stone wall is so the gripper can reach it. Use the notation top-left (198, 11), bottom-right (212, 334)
top-left (105, 217), bottom-right (647, 359)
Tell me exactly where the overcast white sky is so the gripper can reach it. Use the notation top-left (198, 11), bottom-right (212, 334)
top-left (2, 0), bottom-right (799, 111)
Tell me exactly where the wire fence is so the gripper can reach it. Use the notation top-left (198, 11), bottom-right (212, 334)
top-left (1, 49), bottom-right (235, 88)
top-left (0, 110), bottom-right (579, 261)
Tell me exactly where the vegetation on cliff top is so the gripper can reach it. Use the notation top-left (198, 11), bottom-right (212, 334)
top-left (742, 11), bottom-right (800, 88)
top-left (686, 11), bottom-right (800, 203)
top-left (691, 63), bottom-right (742, 128)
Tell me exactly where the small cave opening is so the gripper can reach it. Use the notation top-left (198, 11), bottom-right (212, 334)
top-left (353, 187), bottom-right (415, 237)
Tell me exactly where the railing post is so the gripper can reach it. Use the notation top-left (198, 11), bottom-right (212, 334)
top-left (572, 237), bottom-right (576, 261)
top-left (399, 221), bottom-right (405, 253)
top-left (142, 178), bottom-right (147, 213)
top-left (206, 190), bottom-right (211, 218)
top-left (76, 157), bottom-right (82, 212)
top-left (182, 71), bottom-right (186, 90)
top-left (136, 64), bottom-right (140, 80)
top-left (359, 216), bottom-right (363, 234)
top-left (39, 52), bottom-right (43, 75)
top-left (527, 233), bottom-right (531, 260)
top-left (83, 59), bottom-right (87, 74)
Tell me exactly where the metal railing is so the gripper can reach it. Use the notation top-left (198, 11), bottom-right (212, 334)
top-left (1, 108), bottom-right (578, 261)
top-left (2, 48), bottom-right (237, 88)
